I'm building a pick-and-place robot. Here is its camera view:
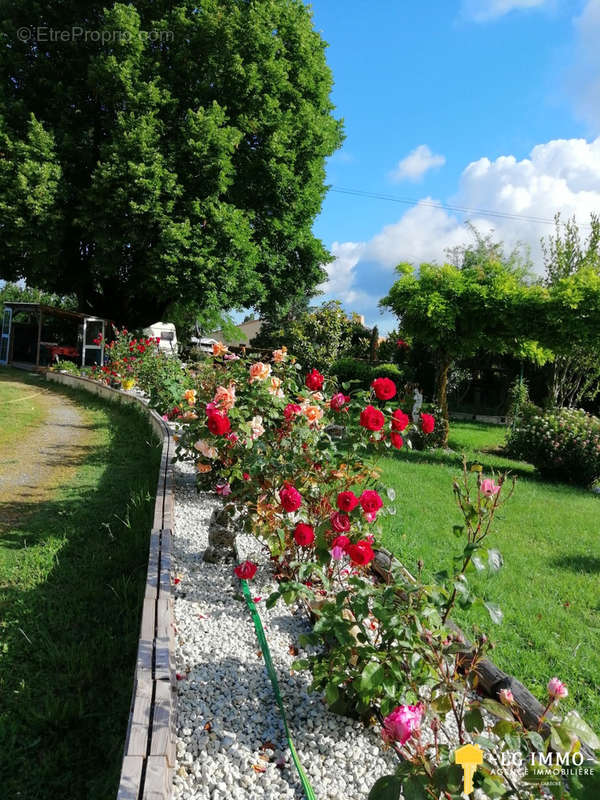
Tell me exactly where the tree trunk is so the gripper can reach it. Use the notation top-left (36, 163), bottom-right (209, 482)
top-left (436, 357), bottom-right (451, 447)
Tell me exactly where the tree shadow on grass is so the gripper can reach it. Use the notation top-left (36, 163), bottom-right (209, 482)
top-left (0, 388), bottom-right (162, 800)
top-left (548, 554), bottom-right (600, 575)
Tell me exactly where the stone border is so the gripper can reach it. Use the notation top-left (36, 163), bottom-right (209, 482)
top-left (44, 373), bottom-right (176, 800)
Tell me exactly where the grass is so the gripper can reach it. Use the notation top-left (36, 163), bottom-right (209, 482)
top-left (377, 421), bottom-right (600, 730)
top-left (0, 369), bottom-right (49, 450)
top-left (0, 371), bottom-right (162, 799)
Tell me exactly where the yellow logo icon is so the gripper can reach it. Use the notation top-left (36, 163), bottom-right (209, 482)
top-left (455, 743), bottom-right (484, 794)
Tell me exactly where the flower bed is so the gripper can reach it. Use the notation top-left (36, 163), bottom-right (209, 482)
top-left (107, 339), bottom-right (598, 798)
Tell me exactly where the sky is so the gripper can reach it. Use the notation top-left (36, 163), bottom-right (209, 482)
top-left (309, 0), bottom-right (600, 332)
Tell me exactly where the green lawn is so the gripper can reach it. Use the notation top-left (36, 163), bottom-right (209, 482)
top-left (377, 421), bottom-right (600, 730)
top-left (0, 375), bottom-right (161, 799)
top-left (0, 368), bottom-right (48, 450)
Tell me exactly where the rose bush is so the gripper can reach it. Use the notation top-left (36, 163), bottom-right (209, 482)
top-left (110, 339), bottom-right (597, 799)
top-left (507, 405), bottom-right (600, 486)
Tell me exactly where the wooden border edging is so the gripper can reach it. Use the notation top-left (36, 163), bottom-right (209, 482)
top-left (44, 373), bottom-right (176, 800)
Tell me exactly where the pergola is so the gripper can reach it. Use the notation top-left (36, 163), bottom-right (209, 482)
top-left (0, 302), bottom-right (114, 369)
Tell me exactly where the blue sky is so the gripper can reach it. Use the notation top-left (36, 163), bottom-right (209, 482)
top-left (308, 0), bottom-right (600, 332)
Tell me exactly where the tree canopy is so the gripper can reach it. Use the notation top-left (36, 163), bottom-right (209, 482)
top-left (380, 241), bottom-right (548, 442)
top-left (0, 0), bottom-right (343, 326)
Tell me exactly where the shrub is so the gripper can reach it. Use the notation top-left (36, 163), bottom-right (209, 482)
top-left (370, 362), bottom-right (404, 384)
top-left (50, 359), bottom-right (81, 374)
top-left (331, 356), bottom-right (374, 388)
top-left (506, 406), bottom-right (600, 486)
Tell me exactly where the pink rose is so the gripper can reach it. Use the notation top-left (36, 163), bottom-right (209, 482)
top-left (382, 703), bottom-right (424, 745)
top-left (330, 512), bottom-right (351, 533)
top-left (481, 478), bottom-right (500, 498)
top-left (547, 677), bottom-right (568, 700)
top-left (331, 535), bottom-right (350, 560)
top-left (330, 392), bottom-right (350, 412)
top-left (499, 689), bottom-right (514, 706)
top-left (284, 403), bottom-right (302, 420)
top-left (215, 482), bottom-right (232, 496)
top-left (280, 485), bottom-right (302, 512)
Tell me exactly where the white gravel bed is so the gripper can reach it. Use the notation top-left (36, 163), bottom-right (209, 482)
top-left (171, 460), bottom-right (397, 800)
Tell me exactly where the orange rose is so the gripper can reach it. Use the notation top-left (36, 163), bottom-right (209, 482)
top-left (183, 388), bottom-right (197, 406)
top-left (273, 347), bottom-right (287, 363)
top-left (267, 376), bottom-right (284, 398)
top-left (195, 463), bottom-right (212, 473)
top-left (302, 404), bottom-right (324, 424)
top-left (212, 341), bottom-right (229, 356)
top-left (249, 362), bottom-right (272, 383)
top-left (213, 383), bottom-right (236, 411)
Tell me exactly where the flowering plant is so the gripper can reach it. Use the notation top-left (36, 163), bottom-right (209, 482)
top-left (507, 405), bottom-right (600, 486)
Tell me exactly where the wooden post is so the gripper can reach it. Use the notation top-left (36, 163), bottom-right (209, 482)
top-left (35, 309), bottom-right (43, 366)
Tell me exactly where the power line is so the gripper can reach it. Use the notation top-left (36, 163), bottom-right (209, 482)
top-left (330, 185), bottom-right (559, 226)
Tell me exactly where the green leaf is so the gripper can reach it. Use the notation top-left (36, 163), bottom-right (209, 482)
top-left (452, 525), bottom-right (465, 538)
top-left (402, 775), bottom-right (429, 800)
top-left (484, 601), bottom-right (503, 624)
top-left (481, 698), bottom-right (516, 722)
top-left (360, 661), bottom-right (384, 692)
top-left (325, 683), bottom-right (340, 705)
top-left (470, 464), bottom-right (483, 472)
top-left (367, 775), bottom-right (402, 800)
top-left (464, 708), bottom-right (484, 733)
top-left (291, 659), bottom-right (309, 672)
top-left (561, 710), bottom-right (600, 750)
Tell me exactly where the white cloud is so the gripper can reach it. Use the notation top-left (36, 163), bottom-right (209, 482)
top-left (390, 145), bottom-right (446, 182)
top-left (461, 0), bottom-right (550, 22)
top-left (320, 135), bottom-right (600, 332)
top-left (569, 0), bottom-right (600, 132)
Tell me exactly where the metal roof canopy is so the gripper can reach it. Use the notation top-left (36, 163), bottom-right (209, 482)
top-left (2, 301), bottom-right (113, 323)
top-left (1, 302), bottom-right (114, 368)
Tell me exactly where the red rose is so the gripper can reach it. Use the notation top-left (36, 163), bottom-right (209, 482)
top-left (392, 409), bottom-right (410, 432)
top-left (360, 405), bottom-right (385, 431)
top-left (243, 472), bottom-right (250, 481)
top-left (207, 412), bottom-right (231, 436)
top-left (390, 432), bottom-right (404, 449)
top-left (347, 540), bottom-right (375, 566)
top-left (280, 485), bottom-right (302, 512)
top-left (337, 491), bottom-right (359, 512)
top-left (234, 560), bottom-right (257, 580)
top-left (294, 523), bottom-right (315, 547)
top-left (330, 392), bottom-right (350, 411)
top-left (397, 339), bottom-right (409, 349)
top-left (360, 490), bottom-right (383, 514)
top-left (371, 377), bottom-right (396, 401)
top-left (284, 403), bottom-right (302, 420)
top-left (305, 368), bottom-right (324, 391)
top-left (420, 413), bottom-right (435, 435)
top-left (330, 512), bottom-right (351, 533)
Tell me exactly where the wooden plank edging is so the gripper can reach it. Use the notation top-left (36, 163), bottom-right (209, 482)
top-left (44, 372), bottom-right (176, 799)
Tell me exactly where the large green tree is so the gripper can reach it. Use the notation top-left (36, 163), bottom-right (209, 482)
top-left (0, 0), bottom-right (343, 326)
top-left (380, 239), bottom-right (548, 444)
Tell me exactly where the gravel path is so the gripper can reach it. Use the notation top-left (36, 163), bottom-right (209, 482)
top-left (172, 460), bottom-right (398, 800)
top-left (0, 376), bottom-right (91, 527)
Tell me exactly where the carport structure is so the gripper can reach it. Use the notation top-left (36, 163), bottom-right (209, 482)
top-left (0, 302), bottom-right (113, 369)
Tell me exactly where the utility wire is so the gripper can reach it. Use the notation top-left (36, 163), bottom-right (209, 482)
top-left (330, 185), bottom-right (559, 226)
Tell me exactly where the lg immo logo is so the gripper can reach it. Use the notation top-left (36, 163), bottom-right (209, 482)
top-left (454, 743), bottom-right (596, 795)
